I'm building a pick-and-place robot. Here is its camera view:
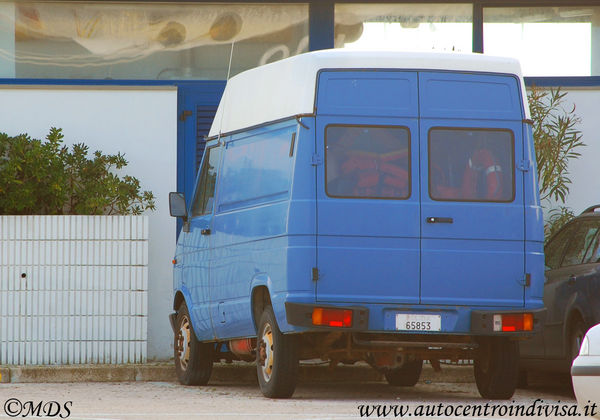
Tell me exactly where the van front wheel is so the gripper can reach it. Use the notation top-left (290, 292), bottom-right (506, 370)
top-left (474, 337), bottom-right (519, 399)
top-left (256, 306), bottom-right (299, 398)
top-left (174, 301), bottom-right (213, 385)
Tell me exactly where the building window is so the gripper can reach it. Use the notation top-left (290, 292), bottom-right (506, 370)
top-left (0, 3), bottom-right (308, 79)
top-left (334, 4), bottom-right (472, 52)
top-left (484, 7), bottom-right (600, 76)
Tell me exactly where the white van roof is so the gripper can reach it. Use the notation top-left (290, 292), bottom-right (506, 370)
top-left (209, 50), bottom-right (528, 137)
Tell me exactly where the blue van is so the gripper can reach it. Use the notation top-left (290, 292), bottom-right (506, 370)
top-left (169, 50), bottom-right (545, 399)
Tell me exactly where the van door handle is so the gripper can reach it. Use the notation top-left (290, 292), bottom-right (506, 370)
top-left (426, 217), bottom-right (453, 224)
top-left (201, 228), bottom-right (211, 235)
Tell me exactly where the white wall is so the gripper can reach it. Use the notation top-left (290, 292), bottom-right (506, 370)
top-left (555, 88), bottom-right (600, 215)
top-left (0, 215), bottom-right (149, 365)
top-left (0, 87), bottom-right (176, 360)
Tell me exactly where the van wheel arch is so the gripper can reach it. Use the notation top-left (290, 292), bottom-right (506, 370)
top-left (252, 286), bottom-right (272, 332)
top-left (173, 291), bottom-right (185, 311)
top-left (565, 311), bottom-right (587, 362)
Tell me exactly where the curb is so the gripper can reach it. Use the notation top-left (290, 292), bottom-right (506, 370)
top-left (0, 363), bottom-right (474, 384)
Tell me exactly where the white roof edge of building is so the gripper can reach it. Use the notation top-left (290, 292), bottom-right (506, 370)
top-left (209, 50), bottom-right (529, 137)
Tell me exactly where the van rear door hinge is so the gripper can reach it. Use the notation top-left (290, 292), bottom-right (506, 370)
top-left (311, 154), bottom-right (323, 166)
top-left (518, 273), bottom-right (531, 287)
top-left (517, 160), bottom-right (531, 172)
top-left (312, 267), bottom-right (320, 281)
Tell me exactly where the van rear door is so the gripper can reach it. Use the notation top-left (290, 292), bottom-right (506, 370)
top-left (315, 71), bottom-right (420, 304)
top-left (418, 72), bottom-right (526, 307)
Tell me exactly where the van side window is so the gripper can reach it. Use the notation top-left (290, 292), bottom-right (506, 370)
top-left (429, 128), bottom-right (514, 202)
top-left (191, 146), bottom-right (221, 217)
top-left (325, 125), bottom-right (410, 199)
top-left (217, 126), bottom-right (295, 212)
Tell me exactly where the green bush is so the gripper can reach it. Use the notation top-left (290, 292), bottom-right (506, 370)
top-left (528, 87), bottom-right (585, 240)
top-left (0, 127), bottom-right (155, 215)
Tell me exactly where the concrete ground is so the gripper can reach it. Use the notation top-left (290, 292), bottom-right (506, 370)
top-left (0, 363), bottom-right (593, 420)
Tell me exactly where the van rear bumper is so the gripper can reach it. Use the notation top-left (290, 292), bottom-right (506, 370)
top-left (285, 302), bottom-right (545, 336)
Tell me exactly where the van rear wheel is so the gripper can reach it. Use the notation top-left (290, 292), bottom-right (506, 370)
top-left (474, 337), bottom-right (519, 399)
top-left (384, 359), bottom-right (423, 386)
top-left (174, 301), bottom-right (213, 385)
top-left (256, 305), bottom-right (299, 398)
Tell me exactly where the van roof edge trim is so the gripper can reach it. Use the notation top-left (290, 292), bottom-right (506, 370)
top-left (207, 114), bottom-right (313, 141)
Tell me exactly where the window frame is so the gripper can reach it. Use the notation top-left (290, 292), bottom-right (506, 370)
top-left (427, 126), bottom-right (516, 203)
top-left (560, 219), bottom-right (600, 268)
top-left (190, 145), bottom-right (221, 218)
top-left (545, 221), bottom-right (579, 270)
top-left (324, 123), bottom-right (412, 200)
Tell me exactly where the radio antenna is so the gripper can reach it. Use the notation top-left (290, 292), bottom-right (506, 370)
top-left (218, 40), bottom-right (235, 142)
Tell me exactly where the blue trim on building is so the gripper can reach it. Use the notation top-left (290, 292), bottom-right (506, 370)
top-left (525, 77), bottom-right (600, 87)
top-left (472, 3), bottom-right (483, 53)
top-left (309, 1), bottom-right (334, 51)
top-left (0, 78), bottom-right (210, 86)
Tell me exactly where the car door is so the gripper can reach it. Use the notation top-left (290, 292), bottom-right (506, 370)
top-left (544, 219), bottom-right (600, 358)
top-left (520, 222), bottom-right (578, 358)
top-left (184, 145), bottom-right (221, 341)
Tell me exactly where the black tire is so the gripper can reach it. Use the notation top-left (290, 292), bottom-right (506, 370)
top-left (384, 359), bottom-right (423, 387)
top-left (174, 301), bottom-right (213, 385)
top-left (517, 369), bottom-right (528, 389)
top-left (474, 337), bottom-right (519, 400)
top-left (256, 305), bottom-right (299, 398)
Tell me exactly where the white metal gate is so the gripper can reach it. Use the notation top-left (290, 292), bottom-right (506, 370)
top-left (0, 216), bottom-right (148, 365)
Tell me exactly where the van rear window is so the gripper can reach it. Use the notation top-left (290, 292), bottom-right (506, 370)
top-left (428, 128), bottom-right (514, 202)
top-left (325, 125), bottom-right (410, 199)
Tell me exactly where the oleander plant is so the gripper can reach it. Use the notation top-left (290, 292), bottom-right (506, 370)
top-left (0, 127), bottom-right (155, 215)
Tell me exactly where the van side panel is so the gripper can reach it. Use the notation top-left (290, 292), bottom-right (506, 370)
top-left (210, 121), bottom-right (298, 339)
top-left (523, 123), bottom-right (545, 306)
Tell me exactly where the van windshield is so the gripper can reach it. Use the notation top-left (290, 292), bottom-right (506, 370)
top-left (325, 125), bottom-right (410, 199)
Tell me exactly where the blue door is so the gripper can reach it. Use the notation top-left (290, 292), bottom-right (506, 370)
top-left (315, 71), bottom-right (420, 304)
top-left (418, 72), bottom-right (526, 307)
top-left (177, 83), bottom-right (225, 208)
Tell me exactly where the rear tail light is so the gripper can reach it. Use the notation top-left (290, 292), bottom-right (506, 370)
top-left (493, 313), bottom-right (533, 332)
top-left (312, 308), bottom-right (353, 328)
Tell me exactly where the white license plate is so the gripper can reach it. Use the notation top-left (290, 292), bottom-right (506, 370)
top-left (395, 314), bottom-right (441, 331)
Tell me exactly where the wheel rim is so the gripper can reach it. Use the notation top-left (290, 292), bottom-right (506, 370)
top-left (176, 315), bottom-right (192, 370)
top-left (258, 323), bottom-right (274, 382)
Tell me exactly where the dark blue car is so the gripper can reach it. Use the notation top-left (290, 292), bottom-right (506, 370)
top-left (520, 206), bottom-right (600, 376)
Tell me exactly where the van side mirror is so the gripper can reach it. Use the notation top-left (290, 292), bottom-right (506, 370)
top-left (169, 192), bottom-right (187, 219)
